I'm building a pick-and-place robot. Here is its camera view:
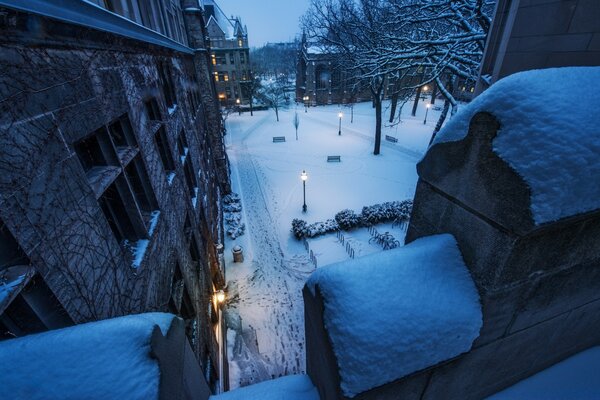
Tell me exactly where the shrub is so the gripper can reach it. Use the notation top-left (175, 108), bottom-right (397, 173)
top-left (291, 218), bottom-right (307, 239)
top-left (335, 209), bottom-right (361, 230)
top-left (305, 219), bottom-right (339, 238)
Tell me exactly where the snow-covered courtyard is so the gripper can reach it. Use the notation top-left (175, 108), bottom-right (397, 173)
top-left (223, 98), bottom-right (444, 388)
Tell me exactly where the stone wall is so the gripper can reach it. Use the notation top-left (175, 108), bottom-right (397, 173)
top-left (304, 111), bottom-right (600, 399)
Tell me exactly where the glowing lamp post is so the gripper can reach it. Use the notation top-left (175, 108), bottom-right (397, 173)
top-left (424, 103), bottom-right (431, 125)
top-left (236, 98), bottom-right (241, 115)
top-left (303, 96), bottom-right (309, 113)
top-left (301, 170), bottom-right (308, 212)
top-left (338, 112), bottom-right (343, 135)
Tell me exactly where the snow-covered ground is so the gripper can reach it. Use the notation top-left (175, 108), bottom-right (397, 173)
top-left (223, 98), bottom-right (442, 388)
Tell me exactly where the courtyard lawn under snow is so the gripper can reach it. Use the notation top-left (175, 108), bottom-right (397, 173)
top-left (223, 98), bottom-right (441, 388)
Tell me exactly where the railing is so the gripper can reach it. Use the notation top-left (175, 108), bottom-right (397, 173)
top-left (368, 226), bottom-right (400, 250)
top-left (336, 230), bottom-right (355, 259)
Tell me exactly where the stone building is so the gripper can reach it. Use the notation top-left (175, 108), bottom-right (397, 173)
top-left (0, 0), bottom-right (230, 393)
top-left (201, 0), bottom-right (250, 106)
top-left (296, 37), bottom-right (370, 106)
top-left (476, 0), bottom-right (600, 93)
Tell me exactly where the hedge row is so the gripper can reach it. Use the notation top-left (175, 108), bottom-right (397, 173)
top-left (291, 200), bottom-right (412, 239)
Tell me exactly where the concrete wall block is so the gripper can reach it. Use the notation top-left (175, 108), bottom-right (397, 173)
top-left (508, 261), bottom-right (600, 333)
top-left (512, 1), bottom-right (577, 37)
top-left (303, 285), bottom-right (342, 400)
top-left (423, 311), bottom-right (572, 400)
top-left (406, 181), bottom-right (514, 290)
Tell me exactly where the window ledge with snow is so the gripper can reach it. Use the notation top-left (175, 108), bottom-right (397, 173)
top-left (306, 234), bottom-right (482, 397)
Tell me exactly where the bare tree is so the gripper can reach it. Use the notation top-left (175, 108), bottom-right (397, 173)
top-left (293, 112), bottom-right (300, 140)
top-left (257, 78), bottom-right (287, 122)
top-left (240, 76), bottom-right (262, 116)
top-left (303, 0), bottom-right (494, 149)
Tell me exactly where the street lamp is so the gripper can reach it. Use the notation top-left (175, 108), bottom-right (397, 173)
top-left (214, 289), bottom-right (226, 304)
top-left (303, 95), bottom-right (309, 113)
top-left (301, 170), bottom-right (308, 212)
top-left (236, 98), bottom-right (241, 115)
top-left (338, 112), bottom-right (343, 135)
top-left (424, 103), bottom-right (431, 125)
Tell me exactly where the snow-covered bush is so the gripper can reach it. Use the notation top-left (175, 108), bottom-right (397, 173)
top-left (224, 192), bottom-right (245, 239)
top-left (290, 200), bottom-right (413, 240)
top-left (305, 219), bottom-right (339, 238)
top-left (291, 218), bottom-right (308, 239)
top-left (335, 209), bottom-right (362, 230)
top-left (223, 193), bottom-right (241, 204)
top-left (361, 200), bottom-right (412, 225)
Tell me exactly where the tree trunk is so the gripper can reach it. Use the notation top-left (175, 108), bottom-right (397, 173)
top-left (275, 106), bottom-right (279, 121)
top-left (411, 86), bottom-right (422, 116)
top-left (389, 92), bottom-right (399, 123)
top-left (429, 99), bottom-right (450, 145)
top-left (373, 95), bottom-right (382, 155)
top-left (351, 104), bottom-right (354, 123)
top-left (431, 83), bottom-right (438, 105)
top-left (250, 98), bottom-right (254, 116)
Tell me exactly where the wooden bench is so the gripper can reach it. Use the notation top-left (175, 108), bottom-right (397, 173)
top-left (272, 136), bottom-right (286, 143)
top-left (327, 155), bottom-right (341, 162)
top-left (385, 135), bottom-right (398, 143)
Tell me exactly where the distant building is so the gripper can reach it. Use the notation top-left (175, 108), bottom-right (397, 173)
top-left (476, 0), bottom-right (600, 94)
top-left (0, 0), bottom-right (229, 393)
top-left (296, 37), bottom-right (363, 106)
top-left (201, 0), bottom-right (250, 106)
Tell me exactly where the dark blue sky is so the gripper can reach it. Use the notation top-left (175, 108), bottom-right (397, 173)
top-left (216, 0), bottom-right (311, 47)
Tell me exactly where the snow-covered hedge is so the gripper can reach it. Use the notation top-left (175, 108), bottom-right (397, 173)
top-left (335, 209), bottom-right (362, 230)
top-left (291, 219), bottom-right (307, 239)
top-left (305, 219), bottom-right (339, 238)
top-left (291, 200), bottom-right (413, 239)
top-left (361, 200), bottom-right (412, 225)
top-left (223, 193), bottom-right (245, 239)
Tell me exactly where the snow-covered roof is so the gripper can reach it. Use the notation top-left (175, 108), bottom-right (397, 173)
top-left (306, 234), bottom-right (482, 397)
top-left (210, 374), bottom-right (319, 400)
top-left (0, 0), bottom-right (192, 54)
top-left (434, 67), bottom-right (600, 225)
top-left (202, 0), bottom-right (241, 39)
top-left (0, 312), bottom-right (176, 400)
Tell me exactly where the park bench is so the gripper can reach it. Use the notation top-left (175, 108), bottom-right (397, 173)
top-left (385, 135), bottom-right (398, 143)
top-left (327, 155), bottom-right (341, 162)
top-left (272, 136), bottom-right (286, 143)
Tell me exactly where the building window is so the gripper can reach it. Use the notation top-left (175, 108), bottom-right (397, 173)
top-left (145, 98), bottom-right (162, 121)
top-left (213, 72), bottom-right (219, 83)
top-left (231, 71), bottom-right (236, 81)
top-left (124, 155), bottom-right (158, 217)
top-left (158, 61), bottom-right (176, 108)
top-left (184, 153), bottom-right (198, 198)
top-left (240, 53), bottom-right (246, 64)
top-left (0, 272), bottom-right (73, 341)
top-left (74, 115), bottom-right (159, 248)
top-left (211, 54), bottom-right (216, 65)
top-left (238, 39), bottom-right (243, 47)
top-left (228, 53), bottom-right (234, 64)
top-left (154, 126), bottom-right (175, 175)
top-left (0, 220), bottom-right (28, 271)
top-left (215, 54), bottom-right (226, 65)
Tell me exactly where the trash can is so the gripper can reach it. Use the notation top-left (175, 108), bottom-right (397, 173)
top-left (232, 245), bottom-right (244, 263)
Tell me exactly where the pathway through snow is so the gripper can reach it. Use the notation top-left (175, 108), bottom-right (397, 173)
top-left (224, 114), bottom-right (313, 388)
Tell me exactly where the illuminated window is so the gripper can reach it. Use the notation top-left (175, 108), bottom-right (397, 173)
top-left (213, 72), bottom-right (218, 82)
top-left (470, 87), bottom-right (474, 93)
top-left (238, 39), bottom-right (243, 47)
top-left (211, 54), bottom-right (216, 65)
top-left (223, 74), bottom-right (229, 82)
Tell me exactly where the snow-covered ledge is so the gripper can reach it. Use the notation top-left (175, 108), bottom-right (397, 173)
top-left (304, 234), bottom-right (482, 398)
top-left (0, 313), bottom-right (211, 400)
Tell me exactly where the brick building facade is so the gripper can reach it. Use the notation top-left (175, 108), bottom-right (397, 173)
top-left (0, 0), bottom-right (230, 393)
